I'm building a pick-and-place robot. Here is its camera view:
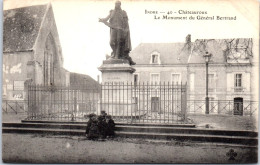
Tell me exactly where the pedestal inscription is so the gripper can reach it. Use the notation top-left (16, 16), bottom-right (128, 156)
top-left (98, 59), bottom-right (137, 116)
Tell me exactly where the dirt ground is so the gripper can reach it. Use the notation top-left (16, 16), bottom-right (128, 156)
top-left (2, 133), bottom-right (257, 164)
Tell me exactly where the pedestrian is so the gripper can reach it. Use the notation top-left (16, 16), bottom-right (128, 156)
top-left (106, 115), bottom-right (115, 138)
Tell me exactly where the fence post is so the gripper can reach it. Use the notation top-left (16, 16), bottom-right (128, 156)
top-left (100, 83), bottom-right (102, 115)
top-left (24, 79), bottom-right (33, 119)
top-left (217, 100), bottom-right (220, 114)
top-left (72, 96), bottom-right (77, 121)
top-left (250, 101), bottom-right (252, 117)
top-left (15, 101), bottom-right (18, 114)
top-left (5, 100), bottom-right (7, 113)
top-left (185, 83), bottom-right (187, 121)
top-left (181, 83), bottom-right (187, 122)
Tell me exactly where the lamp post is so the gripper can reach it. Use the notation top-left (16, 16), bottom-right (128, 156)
top-left (203, 52), bottom-right (212, 114)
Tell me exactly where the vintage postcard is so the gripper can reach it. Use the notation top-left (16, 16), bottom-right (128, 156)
top-left (2, 0), bottom-right (259, 163)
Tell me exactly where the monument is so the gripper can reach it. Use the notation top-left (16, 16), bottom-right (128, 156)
top-left (98, 1), bottom-right (137, 117)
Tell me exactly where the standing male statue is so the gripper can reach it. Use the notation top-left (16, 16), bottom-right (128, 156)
top-left (99, 1), bottom-right (135, 65)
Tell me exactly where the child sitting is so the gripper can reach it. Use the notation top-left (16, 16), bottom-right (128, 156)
top-left (97, 115), bottom-right (108, 140)
top-left (106, 115), bottom-right (115, 138)
top-left (85, 113), bottom-right (94, 135)
top-left (86, 114), bottom-right (99, 140)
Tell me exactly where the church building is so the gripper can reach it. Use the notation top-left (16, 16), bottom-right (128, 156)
top-left (3, 4), bottom-right (68, 100)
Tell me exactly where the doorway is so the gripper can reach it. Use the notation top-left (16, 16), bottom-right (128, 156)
top-left (234, 97), bottom-right (243, 115)
top-left (151, 97), bottom-right (159, 112)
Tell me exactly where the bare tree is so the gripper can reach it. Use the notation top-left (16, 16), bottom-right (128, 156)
top-left (191, 38), bottom-right (253, 64)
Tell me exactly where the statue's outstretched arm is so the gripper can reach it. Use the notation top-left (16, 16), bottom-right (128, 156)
top-left (99, 11), bottom-right (111, 22)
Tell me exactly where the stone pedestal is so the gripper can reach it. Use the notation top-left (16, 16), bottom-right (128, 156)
top-left (98, 58), bottom-right (137, 116)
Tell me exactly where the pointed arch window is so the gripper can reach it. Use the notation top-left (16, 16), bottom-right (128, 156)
top-left (44, 34), bottom-right (57, 86)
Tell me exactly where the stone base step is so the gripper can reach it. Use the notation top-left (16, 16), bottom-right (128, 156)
top-left (21, 120), bottom-right (190, 126)
top-left (3, 122), bottom-right (257, 137)
top-left (2, 127), bottom-right (257, 146)
top-left (116, 125), bottom-right (258, 137)
top-left (3, 122), bottom-right (86, 130)
top-left (2, 121), bottom-right (258, 146)
top-left (116, 131), bottom-right (258, 146)
top-left (3, 127), bottom-right (85, 136)
top-left (116, 123), bottom-right (196, 128)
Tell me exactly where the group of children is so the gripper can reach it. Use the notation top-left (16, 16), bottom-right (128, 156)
top-left (85, 111), bottom-right (115, 140)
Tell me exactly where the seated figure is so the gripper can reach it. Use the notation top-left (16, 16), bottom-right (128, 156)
top-left (86, 114), bottom-right (99, 140)
top-left (106, 115), bottom-right (115, 138)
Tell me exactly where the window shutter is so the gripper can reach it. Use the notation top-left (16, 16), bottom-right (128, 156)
top-left (234, 74), bottom-right (236, 87)
top-left (227, 73), bottom-right (233, 92)
top-left (243, 72), bottom-right (250, 92)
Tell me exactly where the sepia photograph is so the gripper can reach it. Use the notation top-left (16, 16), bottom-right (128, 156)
top-left (2, 0), bottom-right (259, 163)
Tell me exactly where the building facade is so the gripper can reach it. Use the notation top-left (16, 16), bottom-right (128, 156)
top-left (130, 37), bottom-right (258, 114)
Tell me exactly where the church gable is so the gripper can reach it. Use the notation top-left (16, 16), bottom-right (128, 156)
top-left (33, 4), bottom-right (63, 69)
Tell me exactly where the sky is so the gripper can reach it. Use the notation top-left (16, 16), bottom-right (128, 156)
top-left (3, 0), bottom-right (259, 80)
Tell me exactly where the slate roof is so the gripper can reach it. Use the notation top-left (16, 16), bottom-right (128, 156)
top-left (70, 72), bottom-right (101, 90)
top-left (3, 4), bottom-right (48, 52)
top-left (130, 43), bottom-right (191, 65)
top-left (131, 39), bottom-right (251, 65)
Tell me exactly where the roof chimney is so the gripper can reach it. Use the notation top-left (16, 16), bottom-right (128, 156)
top-left (185, 34), bottom-right (192, 52)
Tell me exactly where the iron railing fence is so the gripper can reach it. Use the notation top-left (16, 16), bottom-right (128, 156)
top-left (187, 100), bottom-right (258, 116)
top-left (27, 84), bottom-right (100, 121)
top-left (101, 82), bottom-right (187, 123)
top-left (26, 82), bottom-right (187, 123)
top-left (2, 100), bottom-right (28, 114)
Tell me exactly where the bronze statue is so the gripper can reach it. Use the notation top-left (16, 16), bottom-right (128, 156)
top-left (99, 1), bottom-right (135, 65)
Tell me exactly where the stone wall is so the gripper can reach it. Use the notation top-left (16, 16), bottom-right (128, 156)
top-left (3, 51), bottom-right (33, 100)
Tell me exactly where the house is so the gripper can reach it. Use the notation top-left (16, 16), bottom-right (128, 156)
top-left (3, 4), bottom-right (68, 100)
top-left (130, 36), bottom-right (258, 115)
top-left (187, 39), bottom-right (256, 114)
top-left (130, 41), bottom-right (190, 85)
